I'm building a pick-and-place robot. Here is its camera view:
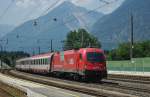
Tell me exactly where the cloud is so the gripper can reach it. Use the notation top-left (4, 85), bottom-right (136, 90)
top-left (72, 0), bottom-right (125, 14)
top-left (99, 0), bottom-right (125, 14)
top-left (15, 0), bottom-right (64, 10)
top-left (15, 0), bottom-right (124, 14)
top-left (5, 0), bottom-right (124, 26)
top-left (15, 0), bottom-right (37, 8)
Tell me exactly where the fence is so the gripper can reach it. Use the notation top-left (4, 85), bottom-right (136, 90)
top-left (107, 57), bottom-right (150, 72)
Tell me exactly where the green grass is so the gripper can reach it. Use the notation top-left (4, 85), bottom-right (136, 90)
top-left (107, 57), bottom-right (150, 72)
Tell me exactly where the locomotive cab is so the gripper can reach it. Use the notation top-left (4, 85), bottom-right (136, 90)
top-left (79, 48), bottom-right (107, 80)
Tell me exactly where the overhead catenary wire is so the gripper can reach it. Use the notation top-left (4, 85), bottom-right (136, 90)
top-left (30, 0), bottom-right (118, 42)
top-left (39, 0), bottom-right (60, 17)
top-left (0, 0), bottom-right (14, 21)
top-left (33, 0), bottom-right (81, 24)
top-left (15, 0), bottom-right (118, 53)
top-left (40, 0), bottom-right (119, 33)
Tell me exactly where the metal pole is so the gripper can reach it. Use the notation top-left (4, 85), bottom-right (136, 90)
top-left (32, 48), bottom-right (35, 56)
top-left (50, 39), bottom-right (53, 52)
top-left (130, 13), bottom-right (137, 73)
top-left (38, 46), bottom-right (40, 54)
top-left (130, 13), bottom-right (134, 62)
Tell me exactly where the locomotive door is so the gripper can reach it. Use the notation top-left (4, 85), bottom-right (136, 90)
top-left (76, 53), bottom-right (80, 74)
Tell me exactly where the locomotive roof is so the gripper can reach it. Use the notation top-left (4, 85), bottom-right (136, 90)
top-left (79, 48), bottom-right (103, 52)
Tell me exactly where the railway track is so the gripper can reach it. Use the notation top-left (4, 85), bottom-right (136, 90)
top-left (108, 74), bottom-right (150, 84)
top-left (100, 80), bottom-right (150, 97)
top-left (2, 70), bottom-right (150, 97)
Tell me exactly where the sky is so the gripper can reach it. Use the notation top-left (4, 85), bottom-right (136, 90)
top-left (0, 0), bottom-right (125, 26)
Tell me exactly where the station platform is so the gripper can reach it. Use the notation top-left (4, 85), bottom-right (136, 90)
top-left (108, 71), bottom-right (150, 77)
top-left (0, 73), bottom-right (93, 97)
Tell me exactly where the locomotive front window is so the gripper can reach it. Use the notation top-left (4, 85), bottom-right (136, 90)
top-left (87, 52), bottom-right (105, 63)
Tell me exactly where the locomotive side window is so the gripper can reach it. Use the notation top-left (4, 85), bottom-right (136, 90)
top-left (60, 52), bottom-right (64, 61)
top-left (87, 52), bottom-right (105, 63)
top-left (80, 54), bottom-right (82, 60)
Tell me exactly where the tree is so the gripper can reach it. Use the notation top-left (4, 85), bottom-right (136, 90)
top-left (64, 29), bottom-right (101, 50)
top-left (0, 51), bottom-right (30, 67)
top-left (108, 40), bottom-right (150, 60)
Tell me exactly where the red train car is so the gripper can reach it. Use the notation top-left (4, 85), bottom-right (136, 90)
top-left (16, 48), bottom-right (107, 80)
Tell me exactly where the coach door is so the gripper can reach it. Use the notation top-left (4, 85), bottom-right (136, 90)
top-left (49, 53), bottom-right (54, 72)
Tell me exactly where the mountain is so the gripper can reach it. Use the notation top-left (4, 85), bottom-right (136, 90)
top-left (2, 1), bottom-right (103, 53)
top-left (0, 24), bottom-right (14, 38)
top-left (92, 0), bottom-right (150, 50)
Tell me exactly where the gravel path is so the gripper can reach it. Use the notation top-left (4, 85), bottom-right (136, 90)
top-left (0, 87), bottom-right (12, 97)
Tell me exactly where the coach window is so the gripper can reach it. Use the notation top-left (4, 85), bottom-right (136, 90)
top-left (40, 59), bottom-right (41, 65)
top-left (45, 59), bottom-right (46, 64)
top-left (38, 59), bottom-right (39, 65)
top-left (40, 59), bottom-right (42, 65)
top-left (41, 59), bottom-right (43, 65)
top-left (34, 60), bottom-right (36, 65)
top-left (44, 59), bottom-right (46, 64)
top-left (37, 60), bottom-right (38, 65)
top-left (45, 59), bottom-right (47, 64)
top-left (43, 59), bottom-right (45, 65)
top-left (35, 60), bottom-right (37, 64)
top-left (43, 59), bottom-right (45, 64)
top-left (38, 59), bottom-right (40, 65)
top-left (46, 59), bottom-right (48, 64)
top-left (42, 59), bottom-right (44, 65)
top-left (36, 60), bottom-right (37, 64)
top-left (43, 59), bottom-right (44, 65)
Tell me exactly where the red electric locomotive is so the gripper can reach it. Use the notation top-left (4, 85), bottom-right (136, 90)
top-left (52, 48), bottom-right (107, 80)
top-left (16, 48), bottom-right (107, 80)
